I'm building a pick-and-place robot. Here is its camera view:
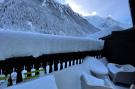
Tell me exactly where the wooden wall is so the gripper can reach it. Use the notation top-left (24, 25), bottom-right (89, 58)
top-left (103, 29), bottom-right (135, 66)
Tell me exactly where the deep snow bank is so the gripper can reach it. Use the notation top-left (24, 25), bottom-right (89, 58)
top-left (0, 30), bottom-right (104, 60)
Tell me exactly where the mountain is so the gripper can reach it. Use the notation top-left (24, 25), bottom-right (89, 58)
top-left (84, 15), bottom-right (132, 31)
top-left (84, 15), bottom-right (132, 39)
top-left (0, 0), bottom-right (99, 37)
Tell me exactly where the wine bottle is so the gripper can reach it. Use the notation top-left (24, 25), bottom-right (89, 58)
top-left (31, 64), bottom-right (36, 77)
top-left (0, 69), bottom-right (7, 88)
top-left (62, 62), bottom-right (65, 69)
top-left (57, 62), bottom-right (61, 71)
top-left (21, 66), bottom-right (27, 81)
top-left (39, 63), bottom-right (45, 77)
top-left (11, 68), bottom-right (17, 85)
top-left (46, 64), bottom-right (50, 74)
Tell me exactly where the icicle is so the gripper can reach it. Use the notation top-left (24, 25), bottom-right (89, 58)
top-left (62, 62), bottom-right (65, 69)
top-left (67, 61), bottom-right (69, 67)
top-left (11, 68), bottom-right (17, 85)
top-left (46, 63), bottom-right (50, 74)
top-left (57, 61), bottom-right (61, 71)
top-left (39, 63), bottom-right (45, 77)
top-left (21, 66), bottom-right (27, 81)
top-left (31, 64), bottom-right (36, 77)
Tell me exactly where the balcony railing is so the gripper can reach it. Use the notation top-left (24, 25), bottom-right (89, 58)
top-left (0, 50), bottom-right (103, 86)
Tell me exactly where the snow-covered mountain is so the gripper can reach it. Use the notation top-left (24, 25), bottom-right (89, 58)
top-left (84, 15), bottom-right (132, 39)
top-left (0, 0), bottom-right (99, 37)
top-left (84, 15), bottom-right (131, 31)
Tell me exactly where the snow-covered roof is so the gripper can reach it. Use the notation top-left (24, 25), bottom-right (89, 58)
top-left (0, 30), bottom-right (104, 60)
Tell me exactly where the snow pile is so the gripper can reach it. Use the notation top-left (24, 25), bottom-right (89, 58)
top-left (5, 75), bottom-right (58, 89)
top-left (88, 57), bottom-right (108, 75)
top-left (108, 63), bottom-right (124, 74)
top-left (52, 57), bottom-right (109, 89)
top-left (81, 72), bottom-right (105, 86)
top-left (0, 30), bottom-right (104, 60)
top-left (0, 0), bottom-right (99, 37)
top-left (52, 57), bottom-right (95, 89)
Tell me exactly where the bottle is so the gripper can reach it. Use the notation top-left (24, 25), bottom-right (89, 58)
top-left (71, 60), bottom-right (73, 66)
top-left (78, 59), bottom-right (80, 64)
top-left (11, 68), bottom-right (17, 85)
top-left (130, 84), bottom-right (135, 89)
top-left (67, 61), bottom-right (69, 67)
top-left (31, 64), bottom-right (36, 77)
top-left (39, 63), bottom-right (45, 77)
top-left (21, 66), bottom-right (27, 81)
top-left (74, 60), bottom-right (76, 65)
top-left (57, 61), bottom-right (61, 71)
top-left (46, 63), bottom-right (50, 74)
top-left (0, 69), bottom-right (7, 88)
top-left (52, 61), bottom-right (54, 72)
top-left (62, 62), bottom-right (65, 69)
top-left (81, 59), bottom-right (83, 63)
top-left (6, 74), bottom-right (10, 86)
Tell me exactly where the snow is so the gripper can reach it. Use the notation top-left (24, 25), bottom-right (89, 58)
top-left (81, 72), bottom-right (105, 86)
top-left (2, 57), bottom-right (96, 89)
top-left (3, 57), bottom-right (130, 89)
top-left (0, 30), bottom-right (104, 60)
top-left (108, 63), bottom-right (124, 74)
top-left (0, 0), bottom-right (99, 37)
top-left (86, 57), bottom-right (108, 75)
top-left (100, 57), bottom-right (108, 66)
top-left (5, 75), bottom-right (58, 89)
top-left (84, 15), bottom-right (132, 39)
top-left (108, 63), bottom-right (135, 74)
top-left (86, 29), bottom-right (112, 39)
top-left (52, 58), bottom-right (93, 89)
top-left (51, 57), bottom-right (113, 89)
top-left (122, 64), bottom-right (135, 72)
top-left (84, 15), bottom-right (132, 31)
top-left (0, 0), bottom-right (4, 3)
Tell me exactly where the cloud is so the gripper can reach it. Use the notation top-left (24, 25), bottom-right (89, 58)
top-left (63, 0), bottom-right (92, 16)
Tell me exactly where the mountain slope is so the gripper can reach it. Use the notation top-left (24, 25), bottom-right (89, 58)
top-left (84, 15), bottom-right (132, 39)
top-left (84, 15), bottom-right (131, 31)
top-left (0, 0), bottom-right (99, 37)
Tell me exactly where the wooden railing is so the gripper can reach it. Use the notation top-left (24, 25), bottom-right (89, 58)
top-left (0, 50), bottom-right (103, 87)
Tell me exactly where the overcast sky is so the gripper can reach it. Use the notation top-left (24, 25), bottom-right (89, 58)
top-left (57, 0), bottom-right (133, 25)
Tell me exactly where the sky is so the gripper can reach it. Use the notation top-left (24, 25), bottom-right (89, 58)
top-left (57, 0), bottom-right (133, 26)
